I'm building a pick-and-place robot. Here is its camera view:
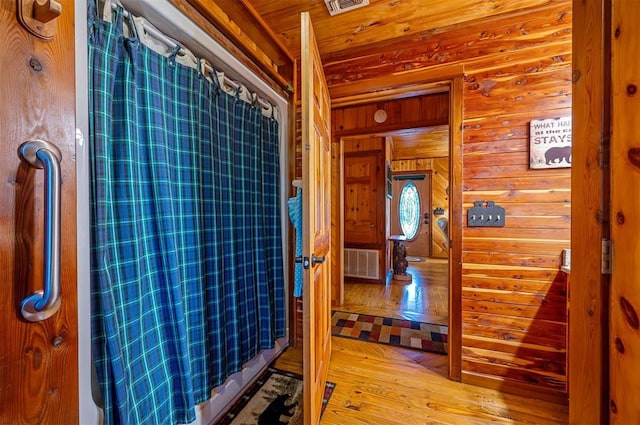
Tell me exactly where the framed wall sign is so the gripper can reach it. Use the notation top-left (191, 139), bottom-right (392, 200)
top-left (529, 116), bottom-right (572, 169)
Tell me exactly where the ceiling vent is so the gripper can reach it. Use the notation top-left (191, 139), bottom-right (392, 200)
top-left (324, 0), bottom-right (370, 16)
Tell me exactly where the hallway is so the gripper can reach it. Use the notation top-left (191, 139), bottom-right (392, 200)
top-left (276, 337), bottom-right (567, 424)
top-left (340, 258), bottom-right (448, 325)
top-left (275, 257), bottom-right (568, 423)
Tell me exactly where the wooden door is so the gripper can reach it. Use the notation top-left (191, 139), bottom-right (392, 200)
top-left (610, 2), bottom-right (640, 423)
top-left (390, 175), bottom-right (431, 257)
top-left (0, 1), bottom-right (78, 424)
top-left (344, 153), bottom-right (381, 245)
top-left (301, 11), bottom-right (332, 425)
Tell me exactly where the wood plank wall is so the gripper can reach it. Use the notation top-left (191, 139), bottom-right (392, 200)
top-left (324, 2), bottom-right (572, 399)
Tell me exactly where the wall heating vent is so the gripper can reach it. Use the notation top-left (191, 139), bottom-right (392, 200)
top-left (324, 0), bottom-right (370, 16)
top-left (344, 248), bottom-right (379, 280)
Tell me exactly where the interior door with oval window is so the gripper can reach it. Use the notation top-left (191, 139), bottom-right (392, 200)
top-left (391, 175), bottom-right (431, 258)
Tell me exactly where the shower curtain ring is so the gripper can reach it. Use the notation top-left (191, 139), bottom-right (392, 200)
top-left (168, 45), bottom-right (181, 66)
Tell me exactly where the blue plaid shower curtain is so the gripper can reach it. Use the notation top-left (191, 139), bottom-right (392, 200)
top-left (88, 6), bottom-right (285, 424)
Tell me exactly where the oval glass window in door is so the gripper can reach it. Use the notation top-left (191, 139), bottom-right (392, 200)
top-left (399, 181), bottom-right (421, 240)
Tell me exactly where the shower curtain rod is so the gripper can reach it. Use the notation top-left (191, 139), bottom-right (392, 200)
top-left (109, 0), bottom-right (275, 113)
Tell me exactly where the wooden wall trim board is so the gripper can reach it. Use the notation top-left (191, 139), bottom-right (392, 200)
top-left (330, 64), bottom-right (464, 107)
top-left (331, 83), bottom-right (451, 109)
top-left (610, 1), bottom-right (639, 423)
top-left (570, 0), bottom-right (609, 423)
top-left (449, 76), bottom-right (463, 382)
top-left (331, 140), bottom-right (344, 306)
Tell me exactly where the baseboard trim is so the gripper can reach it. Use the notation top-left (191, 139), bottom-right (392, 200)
top-left (462, 371), bottom-right (568, 405)
top-left (344, 276), bottom-right (385, 284)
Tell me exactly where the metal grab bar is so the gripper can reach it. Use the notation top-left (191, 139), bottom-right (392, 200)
top-left (18, 140), bottom-right (62, 322)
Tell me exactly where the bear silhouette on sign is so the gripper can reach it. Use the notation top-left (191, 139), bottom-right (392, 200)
top-left (545, 145), bottom-right (572, 165)
top-left (258, 394), bottom-right (297, 425)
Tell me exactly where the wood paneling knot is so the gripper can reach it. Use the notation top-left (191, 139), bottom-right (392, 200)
top-left (628, 147), bottom-right (640, 169)
top-left (29, 57), bottom-right (43, 72)
top-left (620, 296), bottom-right (640, 330)
top-left (572, 69), bottom-right (581, 83)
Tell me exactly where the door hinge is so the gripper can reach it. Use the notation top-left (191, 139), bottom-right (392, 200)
top-left (601, 239), bottom-right (612, 275)
top-left (599, 137), bottom-right (610, 169)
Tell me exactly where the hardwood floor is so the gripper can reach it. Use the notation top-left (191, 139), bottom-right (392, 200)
top-left (340, 257), bottom-right (449, 325)
top-left (275, 339), bottom-right (568, 424)
top-left (275, 256), bottom-right (568, 423)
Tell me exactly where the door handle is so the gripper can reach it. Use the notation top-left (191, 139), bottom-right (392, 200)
top-left (312, 254), bottom-right (326, 266)
top-left (18, 140), bottom-right (63, 322)
top-left (295, 256), bottom-right (310, 269)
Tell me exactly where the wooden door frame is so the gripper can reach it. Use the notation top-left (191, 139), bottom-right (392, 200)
top-left (331, 66), bottom-right (464, 381)
top-left (75, 0), bottom-right (102, 422)
top-left (570, 1), bottom-right (609, 423)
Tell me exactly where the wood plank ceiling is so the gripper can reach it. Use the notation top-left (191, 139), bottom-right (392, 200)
top-left (246, 0), bottom-right (558, 62)
top-left (245, 0), bottom-right (556, 156)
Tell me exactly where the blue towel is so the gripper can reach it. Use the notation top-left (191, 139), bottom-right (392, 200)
top-left (288, 188), bottom-right (303, 297)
